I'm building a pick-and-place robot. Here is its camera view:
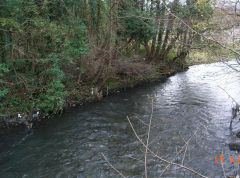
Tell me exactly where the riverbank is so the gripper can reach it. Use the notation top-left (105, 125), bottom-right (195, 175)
top-left (1, 61), bottom-right (239, 177)
top-left (186, 50), bottom-right (221, 65)
top-left (186, 49), bottom-right (233, 65)
top-left (0, 59), bottom-right (182, 133)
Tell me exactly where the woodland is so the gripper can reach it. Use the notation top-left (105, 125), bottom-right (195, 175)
top-left (0, 0), bottom-right (238, 125)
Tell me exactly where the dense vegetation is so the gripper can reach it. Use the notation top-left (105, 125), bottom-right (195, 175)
top-left (0, 0), bottom-right (213, 125)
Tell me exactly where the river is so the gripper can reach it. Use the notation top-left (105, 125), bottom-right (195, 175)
top-left (1, 61), bottom-right (240, 177)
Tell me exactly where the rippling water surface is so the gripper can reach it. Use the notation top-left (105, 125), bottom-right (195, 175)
top-left (1, 61), bottom-right (240, 177)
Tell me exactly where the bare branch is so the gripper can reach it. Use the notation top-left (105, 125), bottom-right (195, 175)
top-left (163, 2), bottom-right (240, 57)
top-left (126, 116), bottom-right (208, 178)
top-left (101, 153), bottom-right (126, 178)
top-left (159, 128), bottom-right (200, 177)
top-left (144, 97), bottom-right (154, 178)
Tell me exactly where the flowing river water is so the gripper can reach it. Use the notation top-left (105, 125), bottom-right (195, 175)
top-left (1, 61), bottom-right (240, 177)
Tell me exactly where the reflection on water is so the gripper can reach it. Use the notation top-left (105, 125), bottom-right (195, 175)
top-left (0, 61), bottom-right (240, 177)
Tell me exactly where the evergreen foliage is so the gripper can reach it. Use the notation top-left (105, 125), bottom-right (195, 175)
top-left (0, 0), bottom-right (213, 121)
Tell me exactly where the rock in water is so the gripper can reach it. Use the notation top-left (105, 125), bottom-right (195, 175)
top-left (236, 131), bottom-right (240, 138)
top-left (229, 142), bottom-right (240, 151)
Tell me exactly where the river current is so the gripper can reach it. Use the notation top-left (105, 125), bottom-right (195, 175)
top-left (1, 61), bottom-right (240, 177)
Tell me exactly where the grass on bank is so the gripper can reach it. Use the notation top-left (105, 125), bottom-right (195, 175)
top-left (186, 47), bottom-right (237, 66)
top-left (186, 50), bottom-right (220, 65)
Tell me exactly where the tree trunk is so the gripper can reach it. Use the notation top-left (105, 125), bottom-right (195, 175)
top-left (155, 0), bottom-right (166, 58)
top-left (161, 30), bottom-right (181, 60)
top-left (96, 0), bottom-right (101, 42)
top-left (144, 40), bottom-right (150, 59)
